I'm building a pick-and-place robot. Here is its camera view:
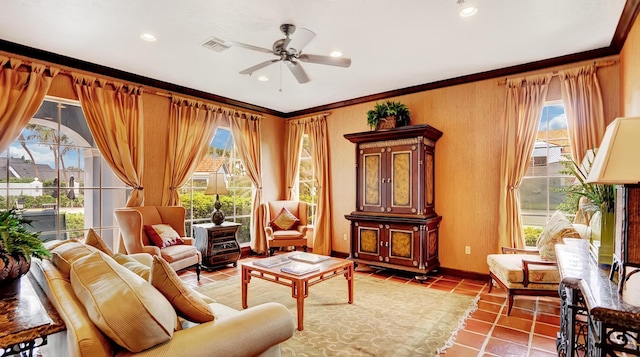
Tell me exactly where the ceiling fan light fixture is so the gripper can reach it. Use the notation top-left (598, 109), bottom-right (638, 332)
top-left (330, 50), bottom-right (343, 57)
top-left (257, 75), bottom-right (269, 82)
top-left (140, 33), bottom-right (157, 42)
top-left (457, 0), bottom-right (478, 17)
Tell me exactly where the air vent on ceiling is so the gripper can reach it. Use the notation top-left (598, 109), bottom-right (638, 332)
top-left (202, 37), bottom-right (230, 53)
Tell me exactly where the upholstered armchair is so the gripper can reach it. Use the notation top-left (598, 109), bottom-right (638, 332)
top-left (261, 200), bottom-right (309, 256)
top-left (487, 211), bottom-right (591, 314)
top-left (114, 206), bottom-right (201, 280)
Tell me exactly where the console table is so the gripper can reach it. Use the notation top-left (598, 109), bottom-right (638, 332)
top-left (0, 274), bottom-right (65, 356)
top-left (556, 238), bottom-right (640, 356)
top-left (193, 222), bottom-right (241, 270)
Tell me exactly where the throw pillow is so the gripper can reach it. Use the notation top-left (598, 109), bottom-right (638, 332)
top-left (50, 240), bottom-right (99, 279)
top-left (270, 207), bottom-right (300, 231)
top-left (536, 211), bottom-right (582, 260)
top-left (70, 252), bottom-right (176, 353)
top-left (150, 255), bottom-right (215, 323)
top-left (113, 253), bottom-right (151, 281)
top-left (144, 224), bottom-right (184, 248)
top-left (83, 228), bottom-right (114, 256)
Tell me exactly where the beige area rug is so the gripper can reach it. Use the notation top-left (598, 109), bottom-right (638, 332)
top-left (197, 274), bottom-right (478, 357)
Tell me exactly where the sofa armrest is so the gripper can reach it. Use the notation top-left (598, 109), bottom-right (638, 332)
top-left (265, 226), bottom-right (274, 239)
top-left (501, 247), bottom-right (539, 254)
top-left (522, 260), bottom-right (557, 287)
top-left (182, 237), bottom-right (196, 246)
top-left (141, 245), bottom-right (161, 257)
top-left (117, 302), bottom-right (295, 357)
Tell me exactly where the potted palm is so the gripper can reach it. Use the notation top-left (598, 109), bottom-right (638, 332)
top-left (0, 208), bottom-right (50, 298)
top-left (366, 100), bottom-right (411, 130)
top-left (561, 151), bottom-right (615, 264)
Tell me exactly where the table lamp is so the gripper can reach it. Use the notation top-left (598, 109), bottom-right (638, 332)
top-left (205, 172), bottom-right (229, 225)
top-left (586, 116), bottom-right (640, 303)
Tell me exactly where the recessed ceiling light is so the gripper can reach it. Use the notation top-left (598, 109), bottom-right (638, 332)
top-left (140, 33), bottom-right (156, 42)
top-left (257, 75), bottom-right (269, 82)
top-left (330, 51), bottom-right (343, 58)
top-left (457, 0), bottom-right (478, 17)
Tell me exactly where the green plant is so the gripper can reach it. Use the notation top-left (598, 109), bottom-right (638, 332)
top-left (560, 152), bottom-right (615, 214)
top-left (366, 100), bottom-right (411, 129)
top-left (0, 209), bottom-right (50, 260)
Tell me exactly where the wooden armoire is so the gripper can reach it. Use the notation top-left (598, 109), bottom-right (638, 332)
top-left (344, 124), bottom-right (443, 274)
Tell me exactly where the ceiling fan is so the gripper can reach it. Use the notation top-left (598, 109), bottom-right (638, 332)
top-left (229, 24), bottom-right (352, 84)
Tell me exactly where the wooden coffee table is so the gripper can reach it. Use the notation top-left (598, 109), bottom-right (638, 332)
top-left (241, 253), bottom-right (354, 331)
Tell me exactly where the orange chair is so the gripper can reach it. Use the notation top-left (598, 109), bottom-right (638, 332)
top-left (114, 206), bottom-right (201, 280)
top-left (261, 200), bottom-right (309, 256)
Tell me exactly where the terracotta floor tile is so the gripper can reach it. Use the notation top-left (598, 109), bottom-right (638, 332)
top-left (464, 319), bottom-right (493, 335)
top-left (440, 275), bottom-right (464, 283)
top-left (453, 288), bottom-right (480, 297)
top-left (536, 312), bottom-right (560, 326)
top-left (496, 314), bottom-right (533, 333)
top-left (484, 337), bottom-right (530, 356)
top-left (531, 334), bottom-right (557, 353)
top-left (490, 325), bottom-right (530, 346)
top-left (533, 322), bottom-right (560, 338)
top-left (536, 302), bottom-right (561, 316)
top-left (462, 278), bottom-right (487, 286)
top-left (529, 348), bottom-right (558, 357)
top-left (470, 310), bottom-right (499, 324)
top-left (479, 293), bottom-right (507, 304)
top-left (477, 300), bottom-right (502, 313)
top-left (429, 284), bottom-right (455, 292)
top-left (513, 298), bottom-right (537, 311)
top-left (503, 306), bottom-right (535, 320)
top-left (432, 279), bottom-right (460, 288)
top-left (443, 343), bottom-right (481, 356)
top-left (454, 330), bottom-right (487, 349)
top-left (458, 281), bottom-right (485, 290)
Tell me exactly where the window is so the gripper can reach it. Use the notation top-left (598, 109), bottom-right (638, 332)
top-left (519, 102), bottom-right (574, 246)
top-left (181, 128), bottom-right (253, 244)
top-left (1, 97), bottom-right (128, 244)
top-left (298, 134), bottom-right (317, 225)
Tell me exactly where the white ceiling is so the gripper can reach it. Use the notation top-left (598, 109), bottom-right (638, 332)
top-left (0, 0), bottom-right (629, 114)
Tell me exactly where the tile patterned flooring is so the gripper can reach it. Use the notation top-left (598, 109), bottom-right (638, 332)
top-left (178, 257), bottom-right (560, 357)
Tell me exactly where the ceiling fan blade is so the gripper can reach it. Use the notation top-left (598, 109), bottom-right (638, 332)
top-left (285, 61), bottom-right (310, 84)
top-left (228, 40), bottom-right (273, 54)
top-left (239, 59), bottom-right (279, 75)
top-left (298, 54), bottom-right (351, 67)
top-left (287, 28), bottom-right (316, 53)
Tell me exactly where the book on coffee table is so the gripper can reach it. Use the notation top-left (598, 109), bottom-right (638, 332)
top-left (253, 256), bottom-right (291, 268)
top-left (289, 253), bottom-right (331, 264)
top-left (281, 262), bottom-right (321, 275)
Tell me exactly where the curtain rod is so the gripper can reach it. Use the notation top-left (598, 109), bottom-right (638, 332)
top-left (496, 59), bottom-right (618, 86)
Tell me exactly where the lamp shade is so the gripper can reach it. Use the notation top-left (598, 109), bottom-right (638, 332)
top-left (585, 116), bottom-right (640, 184)
top-left (204, 172), bottom-right (229, 195)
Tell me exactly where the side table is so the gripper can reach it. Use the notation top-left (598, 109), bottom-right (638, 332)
top-left (0, 274), bottom-right (65, 356)
top-left (193, 222), bottom-right (241, 270)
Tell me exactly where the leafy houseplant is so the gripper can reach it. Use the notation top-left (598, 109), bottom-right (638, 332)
top-left (0, 208), bottom-right (50, 297)
top-left (366, 100), bottom-right (411, 130)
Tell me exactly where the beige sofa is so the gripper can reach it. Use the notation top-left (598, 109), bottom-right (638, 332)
top-left (30, 238), bottom-right (295, 357)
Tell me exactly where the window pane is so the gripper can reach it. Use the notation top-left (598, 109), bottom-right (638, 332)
top-left (520, 103), bottom-right (573, 246)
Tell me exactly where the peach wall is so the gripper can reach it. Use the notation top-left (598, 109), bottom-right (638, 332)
top-left (317, 57), bottom-right (621, 274)
top-left (621, 13), bottom-right (640, 116)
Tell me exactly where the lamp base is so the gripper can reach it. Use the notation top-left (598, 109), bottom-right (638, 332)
top-left (211, 209), bottom-right (225, 225)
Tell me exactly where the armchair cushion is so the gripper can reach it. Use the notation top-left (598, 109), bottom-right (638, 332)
top-left (150, 256), bottom-right (215, 323)
top-left (536, 211), bottom-right (581, 260)
top-left (487, 253), bottom-right (561, 287)
top-left (70, 251), bottom-right (176, 353)
top-left (270, 207), bottom-right (300, 231)
top-left (144, 224), bottom-right (184, 248)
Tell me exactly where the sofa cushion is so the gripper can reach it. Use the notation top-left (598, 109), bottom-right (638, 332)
top-left (270, 207), bottom-right (299, 231)
top-left (536, 211), bottom-right (581, 260)
top-left (70, 251), bottom-right (176, 353)
top-left (144, 224), bottom-right (184, 248)
top-left (487, 253), bottom-right (561, 287)
top-left (150, 256), bottom-right (215, 323)
top-left (83, 228), bottom-right (114, 256)
top-left (50, 241), bottom-right (99, 279)
top-left (113, 253), bottom-right (151, 280)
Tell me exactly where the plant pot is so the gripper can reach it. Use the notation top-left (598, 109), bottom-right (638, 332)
top-left (0, 254), bottom-right (31, 299)
top-left (590, 210), bottom-right (615, 266)
top-left (376, 116), bottom-right (397, 130)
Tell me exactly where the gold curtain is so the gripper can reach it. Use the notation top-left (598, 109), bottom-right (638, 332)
top-left (284, 120), bottom-right (305, 199)
top-left (0, 56), bottom-right (59, 153)
top-left (228, 112), bottom-right (265, 253)
top-left (161, 96), bottom-right (221, 205)
top-left (498, 74), bottom-right (552, 249)
top-left (72, 74), bottom-right (144, 207)
top-left (307, 115), bottom-right (332, 255)
top-left (559, 65), bottom-right (606, 162)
